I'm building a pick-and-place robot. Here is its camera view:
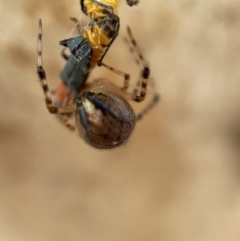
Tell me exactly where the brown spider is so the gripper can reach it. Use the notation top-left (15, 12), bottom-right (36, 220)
top-left (36, 20), bottom-right (159, 149)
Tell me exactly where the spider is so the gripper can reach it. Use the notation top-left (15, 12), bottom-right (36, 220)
top-left (37, 19), bottom-right (159, 149)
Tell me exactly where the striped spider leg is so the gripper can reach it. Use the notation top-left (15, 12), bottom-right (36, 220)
top-left (37, 19), bottom-right (76, 130)
top-left (124, 26), bottom-right (160, 120)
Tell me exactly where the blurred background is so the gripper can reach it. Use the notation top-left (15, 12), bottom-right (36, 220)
top-left (1, 0), bottom-right (240, 240)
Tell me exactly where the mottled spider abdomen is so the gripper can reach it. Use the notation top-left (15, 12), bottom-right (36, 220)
top-left (75, 89), bottom-right (135, 149)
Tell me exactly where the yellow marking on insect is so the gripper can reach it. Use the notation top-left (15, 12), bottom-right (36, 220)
top-left (83, 24), bottom-right (113, 68)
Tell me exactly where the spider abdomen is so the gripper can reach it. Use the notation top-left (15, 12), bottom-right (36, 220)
top-left (75, 89), bottom-right (135, 149)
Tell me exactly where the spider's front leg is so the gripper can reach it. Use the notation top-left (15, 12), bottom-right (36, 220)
top-left (36, 19), bottom-right (75, 116)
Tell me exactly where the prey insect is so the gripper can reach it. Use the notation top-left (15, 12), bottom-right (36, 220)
top-left (59, 0), bottom-right (139, 94)
top-left (37, 19), bottom-right (158, 149)
top-left (55, 0), bottom-right (138, 105)
top-left (74, 0), bottom-right (139, 69)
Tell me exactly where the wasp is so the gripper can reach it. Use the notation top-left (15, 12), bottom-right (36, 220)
top-left (54, 0), bottom-right (138, 108)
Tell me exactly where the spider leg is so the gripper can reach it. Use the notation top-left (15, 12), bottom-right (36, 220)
top-left (61, 114), bottom-right (75, 130)
top-left (123, 26), bottom-right (160, 120)
top-left (98, 62), bottom-right (130, 90)
top-left (37, 19), bottom-right (75, 115)
top-left (59, 89), bottom-right (76, 131)
top-left (52, 80), bottom-right (76, 131)
top-left (126, 26), bottom-right (149, 102)
top-left (136, 93), bottom-right (160, 121)
top-left (131, 77), bottom-right (160, 121)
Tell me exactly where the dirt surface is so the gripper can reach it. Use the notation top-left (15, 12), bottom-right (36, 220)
top-left (1, 0), bottom-right (240, 240)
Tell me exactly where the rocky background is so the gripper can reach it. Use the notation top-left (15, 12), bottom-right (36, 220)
top-left (0, 0), bottom-right (240, 240)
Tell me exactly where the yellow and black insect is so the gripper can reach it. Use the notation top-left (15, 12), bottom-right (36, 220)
top-left (56, 0), bottom-right (138, 105)
top-left (58, 0), bottom-right (139, 94)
